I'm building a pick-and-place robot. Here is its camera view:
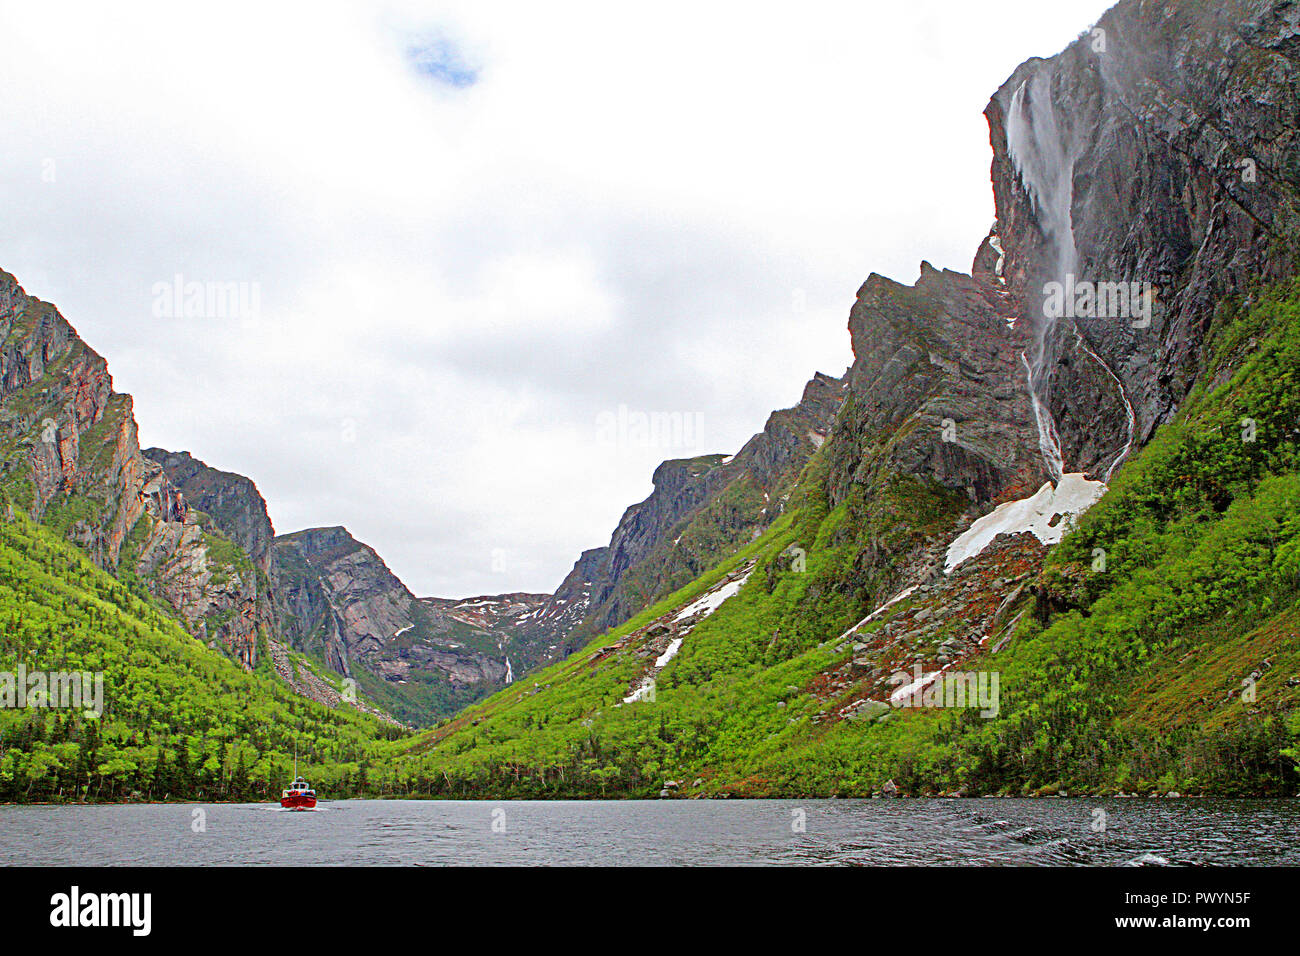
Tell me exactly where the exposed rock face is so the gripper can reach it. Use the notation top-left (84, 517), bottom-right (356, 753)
top-left (265, 638), bottom-right (403, 728)
top-left (142, 448), bottom-right (275, 570)
top-left (271, 526), bottom-right (572, 719)
top-left (809, 0), bottom-right (1300, 718)
top-left (827, 263), bottom-right (1043, 507)
top-left (420, 592), bottom-right (563, 676)
top-left (986, 0), bottom-right (1300, 467)
top-left (548, 371), bottom-right (846, 646)
top-left (132, 448), bottom-right (583, 722)
top-left (0, 271), bottom-right (263, 667)
top-left (820, 0), bottom-right (1300, 585)
top-left (275, 526), bottom-right (420, 666)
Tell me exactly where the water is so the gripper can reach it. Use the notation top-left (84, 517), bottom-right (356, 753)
top-left (1, 799), bottom-right (1296, 866)
top-left (1007, 68), bottom-right (1077, 478)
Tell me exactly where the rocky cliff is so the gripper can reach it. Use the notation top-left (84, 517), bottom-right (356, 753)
top-left (827, 264), bottom-right (1043, 508)
top-left (0, 272), bottom-right (264, 666)
top-left (138, 446), bottom-right (576, 724)
top-left (816, 0), bottom-right (1300, 716)
top-left (547, 370), bottom-right (845, 646)
top-left (143, 448), bottom-right (275, 570)
top-left (985, 0), bottom-right (1300, 473)
top-left (269, 525), bottom-right (573, 724)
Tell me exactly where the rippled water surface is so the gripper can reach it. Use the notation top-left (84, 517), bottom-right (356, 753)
top-left (2, 798), bottom-right (1296, 866)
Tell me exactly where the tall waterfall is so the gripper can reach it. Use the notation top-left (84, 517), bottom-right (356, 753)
top-left (1006, 70), bottom-right (1077, 480)
top-left (1006, 68), bottom-right (1137, 483)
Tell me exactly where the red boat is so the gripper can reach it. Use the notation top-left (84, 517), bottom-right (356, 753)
top-left (281, 775), bottom-right (317, 810)
top-left (280, 754), bottom-right (317, 810)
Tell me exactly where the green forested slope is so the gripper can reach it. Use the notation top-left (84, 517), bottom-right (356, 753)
top-left (373, 283), bottom-right (1300, 798)
top-left (0, 512), bottom-right (403, 802)
top-left (6, 284), bottom-right (1300, 802)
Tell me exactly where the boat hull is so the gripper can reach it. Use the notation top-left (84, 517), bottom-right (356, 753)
top-left (280, 794), bottom-right (317, 810)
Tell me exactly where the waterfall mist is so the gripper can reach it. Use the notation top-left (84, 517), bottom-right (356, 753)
top-left (1005, 68), bottom-right (1078, 481)
top-left (1005, 64), bottom-right (1138, 484)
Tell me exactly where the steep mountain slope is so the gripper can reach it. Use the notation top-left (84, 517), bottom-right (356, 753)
top-left (138, 449), bottom-right (576, 726)
top-left (0, 272), bottom-right (270, 667)
top-left (381, 280), bottom-right (1300, 799)
top-left (0, 509), bottom-right (399, 803)
top-left (544, 370), bottom-right (845, 651)
top-left (984, 0), bottom-right (1300, 470)
top-left (273, 526), bottom-right (504, 724)
top-left (379, 0), bottom-right (1300, 798)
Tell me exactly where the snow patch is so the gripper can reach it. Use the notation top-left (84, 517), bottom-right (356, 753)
top-left (889, 670), bottom-right (942, 705)
top-left (673, 570), bottom-right (752, 623)
top-left (623, 566), bottom-right (753, 704)
top-left (837, 585), bottom-right (919, 642)
top-left (944, 474), bottom-right (1106, 573)
top-left (654, 638), bottom-right (684, 667)
top-left (623, 678), bottom-right (656, 704)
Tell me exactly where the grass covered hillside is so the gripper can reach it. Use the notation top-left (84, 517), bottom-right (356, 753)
top-left (0, 511), bottom-right (404, 803)
top-left (372, 282), bottom-right (1300, 799)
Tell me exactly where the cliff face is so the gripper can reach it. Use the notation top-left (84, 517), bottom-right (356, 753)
top-left (143, 448), bottom-right (275, 570)
top-left (985, 0), bottom-right (1300, 472)
top-left (269, 525), bottom-right (572, 721)
top-left (827, 264), bottom-right (1043, 509)
top-left (0, 272), bottom-right (263, 666)
top-left (823, 0), bottom-right (1300, 519)
top-left (547, 371), bottom-right (846, 646)
top-left (822, 0), bottom-right (1300, 697)
top-left (125, 447), bottom-right (584, 722)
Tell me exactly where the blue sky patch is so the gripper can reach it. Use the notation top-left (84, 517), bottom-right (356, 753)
top-left (407, 36), bottom-right (479, 89)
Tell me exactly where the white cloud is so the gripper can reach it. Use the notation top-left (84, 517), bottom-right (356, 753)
top-left (0, 0), bottom-right (1115, 597)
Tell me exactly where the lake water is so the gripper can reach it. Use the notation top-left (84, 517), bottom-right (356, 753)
top-left (1, 798), bottom-right (1296, 866)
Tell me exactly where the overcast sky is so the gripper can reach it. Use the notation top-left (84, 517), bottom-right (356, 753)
top-left (0, 0), bottom-right (1114, 598)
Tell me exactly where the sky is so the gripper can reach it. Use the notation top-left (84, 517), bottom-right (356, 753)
top-left (0, 0), bottom-right (1115, 598)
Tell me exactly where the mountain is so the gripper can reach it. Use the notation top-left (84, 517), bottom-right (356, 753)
top-left (983, 0), bottom-right (1300, 466)
top-left (0, 272), bottom-right (270, 668)
top-left (381, 0), bottom-right (1300, 799)
top-left (543, 370), bottom-right (846, 651)
top-left (139, 448), bottom-right (575, 725)
top-left (3, 0), bottom-right (1298, 802)
top-left (272, 525), bottom-right (556, 725)
top-left (0, 504), bottom-right (400, 803)
top-left (0, 259), bottom-right (850, 730)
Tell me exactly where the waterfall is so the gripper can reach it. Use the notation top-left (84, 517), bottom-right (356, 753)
top-left (1006, 72), bottom-right (1079, 280)
top-left (1005, 68), bottom-right (1139, 484)
top-left (1006, 69), bottom-right (1077, 478)
top-left (1022, 354), bottom-right (1064, 481)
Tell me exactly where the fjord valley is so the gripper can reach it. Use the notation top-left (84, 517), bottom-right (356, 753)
top-left (3, 0), bottom-right (1300, 806)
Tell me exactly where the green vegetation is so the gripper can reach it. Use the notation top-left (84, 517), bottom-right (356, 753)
top-left (0, 511), bottom-right (404, 803)
top-left (4, 278), bottom-right (1300, 802)
top-left (368, 281), bottom-right (1300, 799)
